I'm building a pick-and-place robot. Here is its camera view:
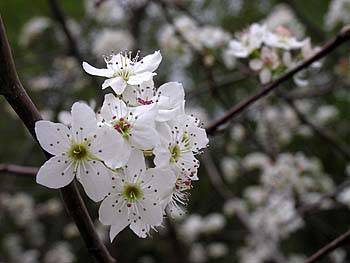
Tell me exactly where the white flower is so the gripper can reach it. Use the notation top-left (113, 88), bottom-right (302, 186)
top-left (202, 213), bottom-right (226, 234)
top-left (82, 51), bottom-right (162, 95)
top-left (264, 26), bottom-right (304, 50)
top-left (220, 157), bottom-right (240, 182)
top-left (198, 26), bottom-right (231, 49)
top-left (325, 0), bottom-right (350, 30)
top-left (44, 242), bottom-right (75, 263)
top-left (179, 214), bottom-right (204, 242)
top-left (154, 114), bottom-right (208, 180)
top-left (85, 0), bottom-right (124, 24)
top-left (207, 242), bottom-right (229, 258)
top-left (265, 4), bottom-right (305, 38)
top-left (19, 16), bottom-right (52, 47)
top-left (123, 81), bottom-right (185, 122)
top-left (100, 93), bottom-right (160, 163)
top-left (227, 23), bottom-right (266, 58)
top-left (35, 102), bottom-right (125, 201)
top-left (249, 46), bottom-right (280, 84)
top-left (98, 150), bottom-right (176, 240)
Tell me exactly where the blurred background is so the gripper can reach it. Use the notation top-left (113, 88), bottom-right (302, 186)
top-left (0, 0), bottom-right (350, 262)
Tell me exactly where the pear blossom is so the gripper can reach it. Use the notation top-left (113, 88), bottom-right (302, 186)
top-left (98, 150), bottom-right (176, 240)
top-left (100, 93), bottom-right (160, 164)
top-left (227, 23), bottom-right (266, 58)
top-left (264, 26), bottom-right (304, 50)
top-left (82, 50), bottom-right (162, 95)
top-left (249, 46), bottom-right (280, 84)
top-left (35, 102), bottom-right (125, 201)
top-left (154, 115), bottom-right (208, 212)
top-left (123, 80), bottom-right (185, 121)
top-left (154, 114), bottom-right (208, 180)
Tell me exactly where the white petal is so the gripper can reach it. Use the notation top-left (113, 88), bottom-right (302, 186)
top-left (249, 59), bottom-right (263, 71)
top-left (158, 82), bottom-right (185, 107)
top-left (188, 126), bottom-right (209, 152)
top-left (142, 168), bottom-right (176, 200)
top-left (57, 111), bottom-right (72, 126)
top-left (156, 107), bottom-right (183, 122)
top-left (133, 50), bottom-right (162, 73)
top-left (129, 222), bottom-right (149, 238)
top-left (110, 219), bottom-right (130, 241)
top-left (153, 146), bottom-right (171, 167)
top-left (127, 72), bottom-right (155, 86)
top-left (259, 69), bottom-right (272, 84)
top-left (36, 156), bottom-right (75, 188)
top-left (102, 77), bottom-right (127, 95)
top-left (71, 102), bottom-right (97, 143)
top-left (90, 126), bottom-right (129, 168)
top-left (100, 94), bottom-right (128, 122)
top-left (35, 120), bottom-right (71, 155)
top-left (99, 195), bottom-right (125, 225)
top-left (82, 62), bottom-right (114, 78)
top-left (125, 150), bottom-right (146, 181)
top-left (136, 198), bottom-right (163, 226)
top-left (129, 127), bottom-right (160, 150)
top-left (77, 160), bottom-right (111, 202)
top-left (155, 122), bottom-right (173, 143)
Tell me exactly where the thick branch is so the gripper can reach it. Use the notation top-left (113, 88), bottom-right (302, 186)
top-left (305, 229), bottom-right (350, 263)
top-left (0, 163), bottom-right (38, 177)
top-left (206, 25), bottom-right (350, 135)
top-left (0, 16), bottom-right (115, 263)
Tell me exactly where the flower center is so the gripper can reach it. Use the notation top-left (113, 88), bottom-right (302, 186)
top-left (122, 184), bottom-right (143, 203)
top-left (68, 143), bottom-right (88, 161)
top-left (112, 117), bottom-right (131, 139)
top-left (169, 145), bottom-right (181, 163)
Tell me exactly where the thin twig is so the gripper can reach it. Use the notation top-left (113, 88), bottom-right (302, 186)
top-left (200, 151), bottom-right (233, 200)
top-left (47, 0), bottom-right (83, 62)
top-left (0, 16), bottom-right (115, 263)
top-left (206, 25), bottom-right (350, 135)
top-left (304, 229), bottom-right (350, 263)
top-left (0, 163), bottom-right (38, 177)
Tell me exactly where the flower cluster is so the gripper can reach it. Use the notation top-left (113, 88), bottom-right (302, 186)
top-left (325, 0), bottom-right (350, 30)
top-left (35, 50), bottom-right (208, 241)
top-left (226, 23), bottom-right (320, 84)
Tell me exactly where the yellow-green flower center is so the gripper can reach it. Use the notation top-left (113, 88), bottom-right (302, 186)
top-left (169, 145), bottom-right (181, 163)
top-left (122, 184), bottom-right (143, 203)
top-left (68, 143), bottom-right (89, 161)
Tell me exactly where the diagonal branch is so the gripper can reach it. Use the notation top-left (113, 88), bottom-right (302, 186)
top-left (0, 16), bottom-right (115, 263)
top-left (206, 25), bottom-right (350, 135)
top-left (304, 229), bottom-right (350, 263)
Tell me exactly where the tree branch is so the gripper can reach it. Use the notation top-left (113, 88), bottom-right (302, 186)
top-left (47, 0), bottom-right (83, 62)
top-left (304, 229), bottom-right (350, 263)
top-left (0, 163), bottom-right (38, 177)
top-left (0, 15), bottom-right (115, 263)
top-left (206, 25), bottom-right (350, 135)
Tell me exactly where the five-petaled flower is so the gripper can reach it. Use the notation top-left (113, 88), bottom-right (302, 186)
top-left (35, 102), bottom-right (125, 201)
top-left (82, 51), bottom-right (162, 95)
top-left (99, 150), bottom-right (176, 240)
